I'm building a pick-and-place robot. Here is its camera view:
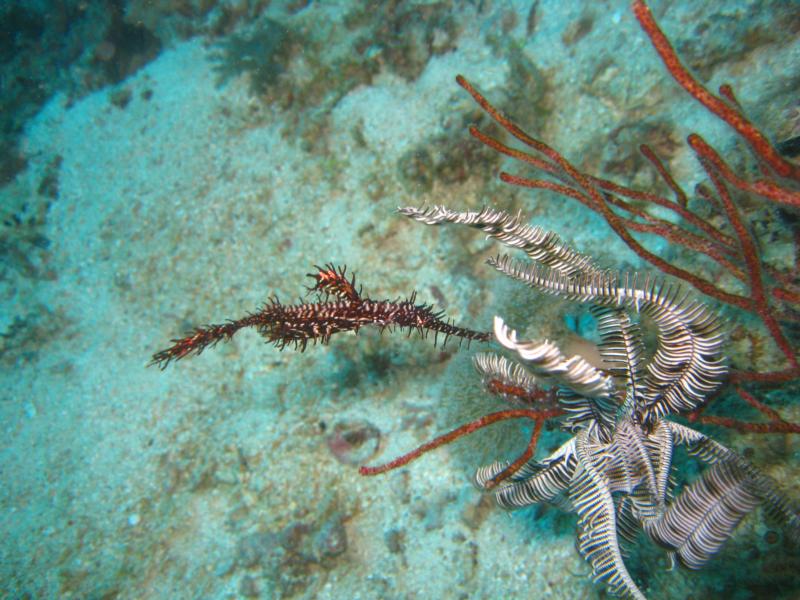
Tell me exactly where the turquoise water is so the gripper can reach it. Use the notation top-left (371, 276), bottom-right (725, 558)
top-left (1, 1), bottom-right (798, 598)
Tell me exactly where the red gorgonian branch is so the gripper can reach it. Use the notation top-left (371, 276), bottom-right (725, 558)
top-left (435, 0), bottom-right (800, 441)
top-left (360, 368), bottom-right (563, 487)
top-left (455, 0), bottom-right (799, 385)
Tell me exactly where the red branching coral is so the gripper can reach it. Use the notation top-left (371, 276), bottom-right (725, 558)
top-left (360, 383), bottom-right (563, 487)
top-left (448, 0), bottom-right (799, 436)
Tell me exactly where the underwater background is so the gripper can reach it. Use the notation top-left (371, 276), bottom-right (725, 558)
top-left (1, 0), bottom-right (798, 598)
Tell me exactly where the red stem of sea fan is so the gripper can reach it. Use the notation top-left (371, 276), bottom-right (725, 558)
top-left (359, 408), bottom-right (561, 480)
